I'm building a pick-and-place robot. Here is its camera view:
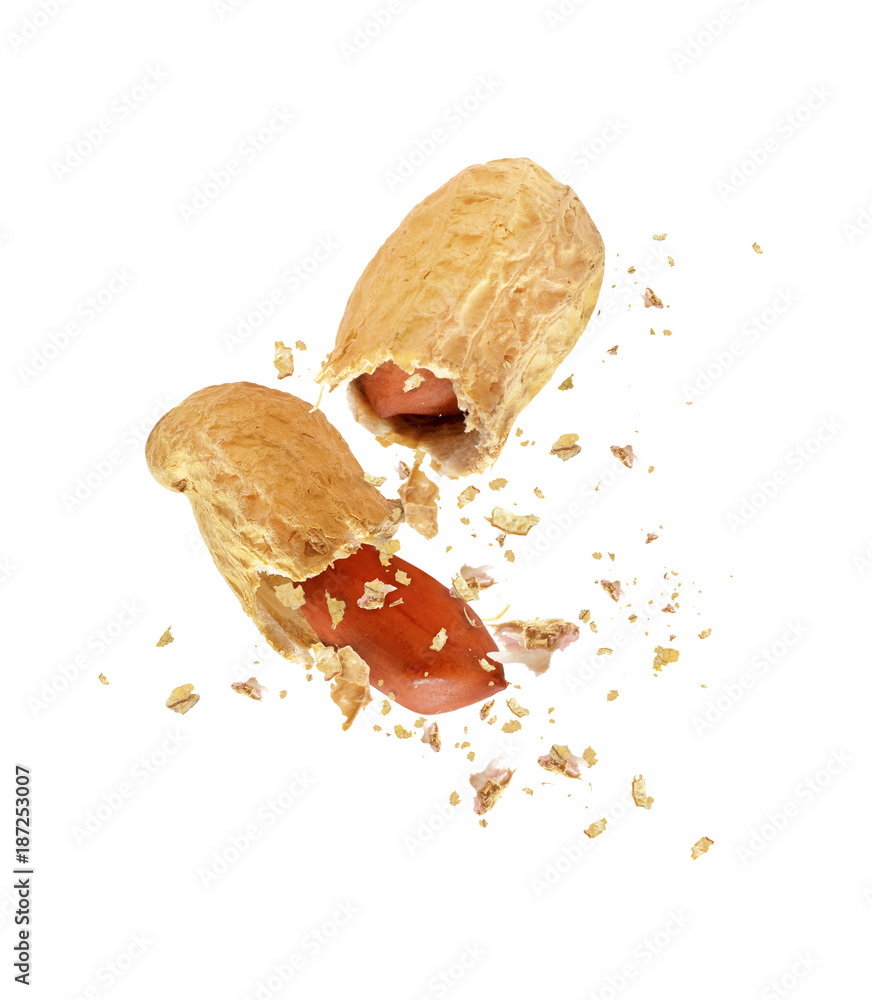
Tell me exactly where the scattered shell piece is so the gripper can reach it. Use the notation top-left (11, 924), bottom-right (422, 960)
top-left (398, 451), bottom-right (440, 539)
top-left (394, 724), bottom-right (413, 739)
top-left (357, 579), bottom-right (397, 610)
top-left (632, 775), bottom-right (654, 809)
top-left (274, 341), bottom-right (294, 379)
top-left (232, 676), bottom-right (265, 700)
top-left (506, 697), bottom-right (529, 718)
top-left (610, 445), bottom-right (636, 468)
top-left (279, 690), bottom-right (287, 699)
top-left (691, 836), bottom-right (714, 859)
top-left (607, 689), bottom-right (619, 701)
top-left (550, 433), bottom-right (581, 461)
top-left (584, 819), bottom-right (607, 839)
top-left (643, 287), bottom-right (664, 308)
top-left (98, 673), bottom-right (109, 685)
top-left (395, 570), bottom-right (411, 586)
top-left (449, 791), bottom-right (460, 806)
top-left (326, 593), bottom-right (346, 628)
top-left (502, 719), bottom-right (522, 733)
top-left (479, 658), bottom-right (497, 672)
top-left (156, 627), bottom-right (174, 647)
top-left (653, 646), bottom-right (680, 672)
top-left (459, 564), bottom-right (496, 599)
top-left (538, 744), bottom-right (586, 779)
top-left (752, 243), bottom-right (763, 254)
top-left (330, 647), bottom-right (373, 730)
top-left (364, 472), bottom-right (387, 487)
top-left (402, 373), bottom-right (424, 392)
top-left (493, 618), bottom-right (580, 675)
top-left (653, 233), bottom-right (667, 241)
top-left (600, 579), bottom-right (623, 602)
top-left (489, 478), bottom-right (508, 491)
top-left (295, 340), bottom-right (306, 350)
top-left (485, 507), bottom-right (540, 536)
top-left (699, 628), bottom-right (712, 640)
top-left (469, 759), bottom-right (514, 815)
top-left (607, 345), bottom-right (618, 355)
top-left (430, 628), bottom-right (448, 651)
top-left (582, 747), bottom-right (598, 767)
top-left (166, 683), bottom-right (198, 714)
top-left (380, 700), bottom-right (391, 716)
top-left (421, 722), bottom-right (441, 751)
top-left (558, 375), bottom-right (574, 390)
top-left (479, 699), bottom-right (495, 721)
top-left (597, 647), bottom-right (613, 656)
top-left (522, 787), bottom-right (533, 795)
top-left (274, 581), bottom-right (306, 609)
top-left (457, 485), bottom-right (480, 508)
top-left (451, 572), bottom-right (476, 602)
top-left (645, 533), bottom-right (659, 545)
top-left (579, 610), bottom-right (591, 624)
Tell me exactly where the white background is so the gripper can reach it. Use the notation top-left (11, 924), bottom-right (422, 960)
top-left (3, 1), bottom-right (871, 998)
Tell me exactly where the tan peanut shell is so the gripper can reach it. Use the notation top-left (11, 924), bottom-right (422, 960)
top-left (145, 382), bottom-right (402, 661)
top-left (317, 157), bottom-right (605, 477)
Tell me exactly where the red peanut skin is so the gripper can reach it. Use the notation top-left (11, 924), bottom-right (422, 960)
top-left (300, 545), bottom-right (506, 714)
top-left (356, 362), bottom-right (461, 420)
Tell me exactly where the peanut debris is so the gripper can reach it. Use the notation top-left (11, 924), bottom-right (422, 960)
top-left (610, 445), bottom-right (636, 468)
top-left (357, 579), bottom-right (397, 610)
top-left (550, 433), bottom-right (581, 461)
top-left (457, 486), bottom-right (480, 508)
top-left (653, 646), bottom-right (680, 672)
top-left (398, 451), bottom-right (439, 539)
top-left (156, 627), bottom-right (174, 647)
top-left (166, 683), bottom-right (198, 714)
top-left (274, 341), bottom-right (294, 379)
top-left (691, 836), bottom-right (714, 859)
top-left (486, 507), bottom-right (540, 536)
top-left (430, 628), bottom-right (448, 651)
top-left (632, 775), bottom-right (654, 809)
top-left (584, 819), bottom-right (607, 839)
top-left (469, 759), bottom-right (514, 815)
top-left (231, 677), bottom-right (265, 700)
top-left (274, 581), bottom-right (306, 609)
